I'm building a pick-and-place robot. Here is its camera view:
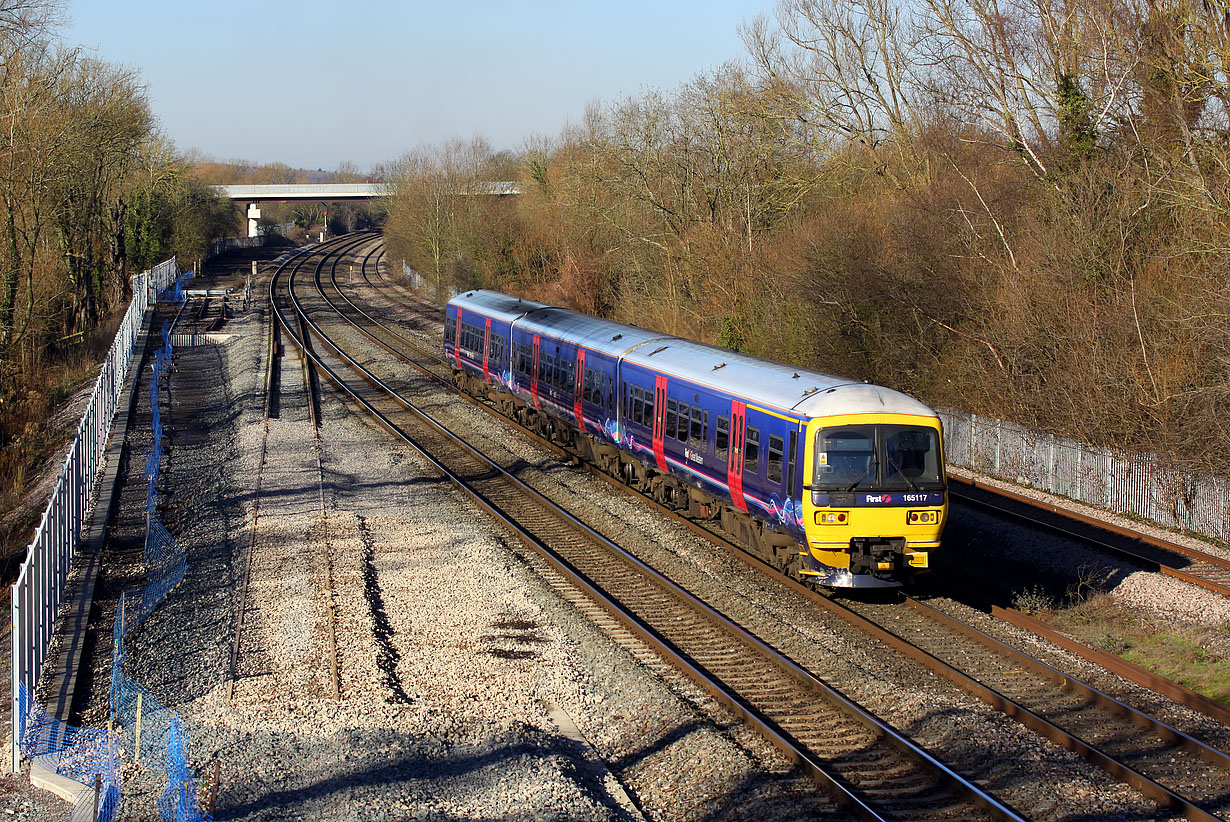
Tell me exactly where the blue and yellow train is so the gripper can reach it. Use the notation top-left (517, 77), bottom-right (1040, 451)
top-left (444, 290), bottom-right (947, 588)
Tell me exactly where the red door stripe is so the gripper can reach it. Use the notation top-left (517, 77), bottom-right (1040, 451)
top-left (482, 318), bottom-right (491, 383)
top-left (530, 335), bottom-right (541, 408)
top-left (728, 400), bottom-right (747, 512)
top-left (573, 349), bottom-right (586, 430)
top-left (652, 376), bottom-right (668, 472)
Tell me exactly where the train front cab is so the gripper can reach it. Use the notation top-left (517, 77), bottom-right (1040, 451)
top-left (799, 412), bottom-right (947, 588)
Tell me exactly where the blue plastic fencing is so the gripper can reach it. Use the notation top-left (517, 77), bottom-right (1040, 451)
top-left (12, 259), bottom-right (223, 820)
top-left (105, 318), bottom-right (211, 822)
top-left (17, 299), bottom-right (211, 821)
top-left (17, 684), bottom-right (120, 821)
top-left (11, 257), bottom-right (179, 779)
top-left (160, 271), bottom-right (194, 305)
top-left (157, 719), bottom-right (208, 822)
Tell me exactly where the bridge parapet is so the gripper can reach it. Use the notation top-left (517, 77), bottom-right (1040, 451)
top-left (216, 181), bottom-right (520, 201)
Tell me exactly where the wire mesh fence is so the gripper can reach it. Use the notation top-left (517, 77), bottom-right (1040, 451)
top-left (10, 257), bottom-right (179, 777)
top-left (10, 263), bottom-right (214, 821)
top-left (938, 409), bottom-right (1230, 543)
top-left (17, 684), bottom-right (120, 821)
top-left (104, 320), bottom-right (211, 822)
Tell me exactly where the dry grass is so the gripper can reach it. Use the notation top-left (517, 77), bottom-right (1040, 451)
top-left (1045, 592), bottom-right (1230, 707)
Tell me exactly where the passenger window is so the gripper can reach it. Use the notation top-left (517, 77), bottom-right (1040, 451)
top-left (768, 434), bottom-right (784, 484)
top-left (633, 387), bottom-right (645, 425)
top-left (716, 416), bottom-right (729, 461)
top-left (745, 427), bottom-right (761, 474)
top-left (587, 368), bottom-right (599, 404)
top-left (666, 399), bottom-right (677, 439)
top-left (689, 407), bottom-right (703, 449)
top-left (444, 317), bottom-right (455, 343)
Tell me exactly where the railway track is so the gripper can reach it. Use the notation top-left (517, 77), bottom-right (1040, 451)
top-left (286, 236), bottom-right (1230, 819)
top-left (950, 478), bottom-right (1230, 598)
top-left (226, 236), bottom-right (365, 705)
top-left (273, 237), bottom-right (1024, 819)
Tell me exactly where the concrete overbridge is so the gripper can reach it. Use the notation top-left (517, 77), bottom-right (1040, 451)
top-left (216, 182), bottom-right (521, 236)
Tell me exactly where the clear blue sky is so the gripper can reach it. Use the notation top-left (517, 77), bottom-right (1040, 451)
top-left (65, 0), bottom-right (776, 171)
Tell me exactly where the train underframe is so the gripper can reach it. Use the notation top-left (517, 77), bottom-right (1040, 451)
top-left (459, 371), bottom-right (807, 580)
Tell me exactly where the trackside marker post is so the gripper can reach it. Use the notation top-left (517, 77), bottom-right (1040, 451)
top-left (135, 693), bottom-right (143, 760)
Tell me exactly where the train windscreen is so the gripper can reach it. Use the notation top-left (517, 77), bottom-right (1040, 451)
top-left (813, 424), bottom-right (943, 491)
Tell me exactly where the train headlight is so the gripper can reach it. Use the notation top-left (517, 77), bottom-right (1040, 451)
top-left (815, 511), bottom-right (849, 525)
top-left (907, 510), bottom-right (939, 525)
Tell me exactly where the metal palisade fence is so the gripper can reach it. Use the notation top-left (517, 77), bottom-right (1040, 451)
top-left (938, 410), bottom-right (1230, 543)
top-left (10, 257), bottom-right (178, 774)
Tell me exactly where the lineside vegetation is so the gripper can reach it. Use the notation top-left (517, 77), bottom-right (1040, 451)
top-left (383, 0), bottom-right (1230, 479)
top-left (0, 0), bottom-right (237, 567)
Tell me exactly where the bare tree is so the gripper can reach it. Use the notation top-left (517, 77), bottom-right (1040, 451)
top-left (742, 0), bottom-right (924, 159)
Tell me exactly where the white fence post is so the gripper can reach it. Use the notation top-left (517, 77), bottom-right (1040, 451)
top-left (942, 405), bottom-right (1228, 546)
top-left (9, 256), bottom-right (180, 773)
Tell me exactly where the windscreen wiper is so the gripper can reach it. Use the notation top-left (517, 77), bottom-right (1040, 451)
top-left (845, 465), bottom-right (874, 491)
top-left (886, 456), bottom-right (919, 490)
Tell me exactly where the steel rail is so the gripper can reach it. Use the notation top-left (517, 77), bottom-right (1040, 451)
top-left (228, 235), bottom-right (363, 702)
top-left (227, 239), bottom-right (341, 703)
top-left (356, 247), bottom-right (443, 319)
top-left (981, 600), bottom-right (1230, 726)
top-left (950, 477), bottom-right (1230, 598)
top-left (275, 241), bottom-right (1025, 821)
top-left (340, 275), bottom-right (1230, 820)
top-left (892, 598), bottom-right (1230, 821)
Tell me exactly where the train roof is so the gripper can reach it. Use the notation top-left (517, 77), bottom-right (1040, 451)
top-left (518, 309), bottom-right (667, 353)
top-left (451, 290), bottom-right (553, 324)
top-left (449, 290), bottom-right (937, 420)
top-left (623, 338), bottom-right (936, 418)
top-left (453, 290), bottom-right (667, 352)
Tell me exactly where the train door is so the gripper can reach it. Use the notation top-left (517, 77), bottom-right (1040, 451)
top-left (573, 349), bottom-right (586, 430)
top-left (531, 335), bottom-right (541, 408)
top-left (787, 427), bottom-right (800, 529)
top-left (482, 318), bottom-right (492, 382)
top-left (652, 376), bottom-right (668, 471)
top-left (453, 308), bottom-right (462, 368)
top-left (728, 401), bottom-right (747, 511)
top-left (787, 428), bottom-right (799, 500)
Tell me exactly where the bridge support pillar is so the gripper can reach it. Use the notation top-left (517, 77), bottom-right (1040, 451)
top-left (246, 203), bottom-right (261, 238)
